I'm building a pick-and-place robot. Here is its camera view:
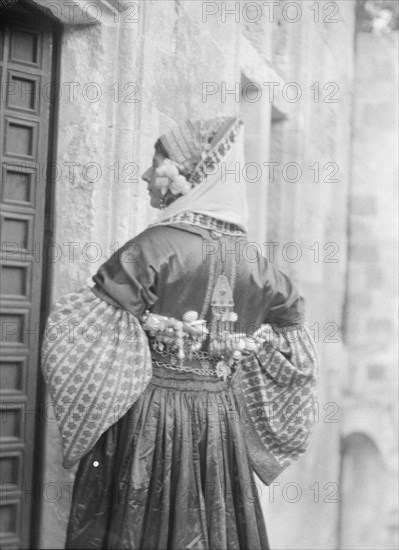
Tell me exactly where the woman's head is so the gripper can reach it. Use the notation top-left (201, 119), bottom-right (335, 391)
top-left (141, 115), bottom-right (244, 212)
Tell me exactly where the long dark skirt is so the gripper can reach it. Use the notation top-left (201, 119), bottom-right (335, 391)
top-left (65, 365), bottom-right (269, 550)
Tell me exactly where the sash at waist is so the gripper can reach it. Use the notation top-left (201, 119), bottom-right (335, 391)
top-left (150, 350), bottom-right (238, 381)
top-left (151, 349), bottom-right (214, 369)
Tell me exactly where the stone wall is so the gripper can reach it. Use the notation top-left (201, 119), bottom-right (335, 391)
top-left (246, 2), bottom-right (356, 549)
top-left (342, 28), bottom-right (398, 550)
top-left (32, 1), bottom-right (396, 549)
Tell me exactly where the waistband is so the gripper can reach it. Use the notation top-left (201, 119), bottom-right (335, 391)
top-left (150, 362), bottom-right (232, 392)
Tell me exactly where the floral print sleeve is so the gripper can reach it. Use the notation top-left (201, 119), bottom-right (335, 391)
top-left (41, 288), bottom-right (152, 468)
top-left (232, 324), bottom-right (319, 484)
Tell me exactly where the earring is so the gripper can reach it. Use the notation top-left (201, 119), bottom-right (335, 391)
top-left (159, 196), bottom-right (167, 210)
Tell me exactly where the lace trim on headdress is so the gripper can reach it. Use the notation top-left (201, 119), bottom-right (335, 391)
top-left (154, 212), bottom-right (246, 236)
top-left (189, 117), bottom-right (243, 186)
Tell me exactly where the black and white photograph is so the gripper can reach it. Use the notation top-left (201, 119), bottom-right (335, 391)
top-left (0, 1), bottom-right (398, 549)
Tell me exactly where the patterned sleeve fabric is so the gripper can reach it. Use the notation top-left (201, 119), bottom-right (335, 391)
top-left (232, 324), bottom-right (319, 485)
top-left (41, 287), bottom-right (152, 468)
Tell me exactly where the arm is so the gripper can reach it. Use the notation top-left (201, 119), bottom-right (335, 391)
top-left (91, 235), bottom-right (158, 317)
top-left (262, 258), bottom-right (305, 327)
top-left (41, 235), bottom-right (158, 468)
top-left (233, 261), bottom-right (318, 484)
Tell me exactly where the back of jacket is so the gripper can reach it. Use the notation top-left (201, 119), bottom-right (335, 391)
top-left (92, 223), bottom-right (304, 334)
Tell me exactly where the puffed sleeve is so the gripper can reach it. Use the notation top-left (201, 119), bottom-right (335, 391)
top-left (232, 324), bottom-right (318, 485)
top-left (234, 259), bottom-right (317, 484)
top-left (41, 288), bottom-right (152, 468)
top-left (92, 235), bottom-right (158, 317)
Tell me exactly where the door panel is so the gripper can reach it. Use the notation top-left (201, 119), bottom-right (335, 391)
top-left (0, 4), bottom-right (58, 549)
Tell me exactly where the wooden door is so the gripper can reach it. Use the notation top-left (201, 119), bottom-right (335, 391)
top-left (0, 3), bottom-right (58, 548)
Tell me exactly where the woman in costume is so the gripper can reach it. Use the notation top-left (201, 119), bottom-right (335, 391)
top-left (42, 115), bottom-right (318, 550)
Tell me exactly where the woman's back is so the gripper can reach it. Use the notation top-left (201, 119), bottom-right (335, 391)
top-left (93, 220), bottom-right (304, 338)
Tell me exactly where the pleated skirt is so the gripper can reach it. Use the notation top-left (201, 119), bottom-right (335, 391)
top-left (65, 365), bottom-right (269, 550)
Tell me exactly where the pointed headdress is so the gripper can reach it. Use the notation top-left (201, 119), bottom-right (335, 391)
top-left (153, 115), bottom-right (249, 231)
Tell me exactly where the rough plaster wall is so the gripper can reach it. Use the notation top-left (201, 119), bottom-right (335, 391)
top-left (52, 25), bottom-right (104, 291)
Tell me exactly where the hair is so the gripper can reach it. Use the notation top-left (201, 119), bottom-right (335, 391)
top-left (154, 138), bottom-right (193, 179)
top-left (153, 139), bottom-right (182, 207)
top-left (154, 139), bottom-right (169, 158)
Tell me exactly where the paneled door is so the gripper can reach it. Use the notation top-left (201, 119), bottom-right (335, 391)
top-left (0, 4), bottom-right (58, 549)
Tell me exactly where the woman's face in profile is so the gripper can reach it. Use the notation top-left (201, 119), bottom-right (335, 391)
top-left (141, 150), bottom-right (167, 209)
